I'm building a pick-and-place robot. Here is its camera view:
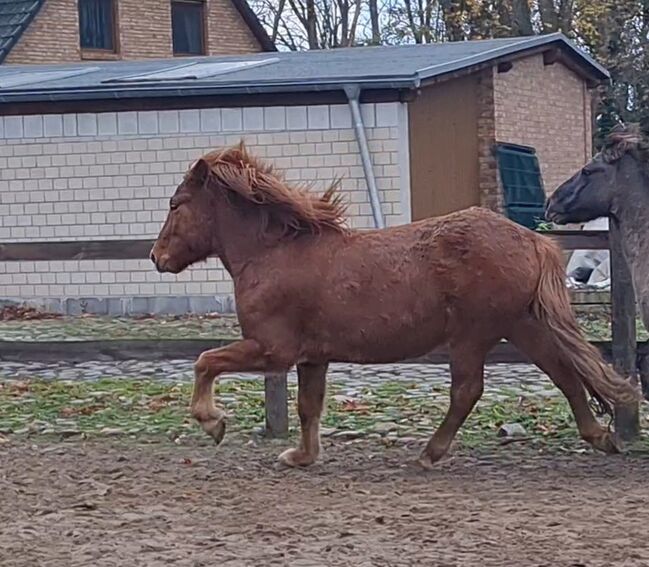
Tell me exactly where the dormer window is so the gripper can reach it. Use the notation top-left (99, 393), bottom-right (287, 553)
top-left (171, 1), bottom-right (206, 56)
top-left (79, 0), bottom-right (117, 52)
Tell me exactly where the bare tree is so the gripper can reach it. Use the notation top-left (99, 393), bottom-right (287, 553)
top-left (252, 0), bottom-right (365, 49)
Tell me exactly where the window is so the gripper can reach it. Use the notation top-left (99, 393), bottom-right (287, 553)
top-left (79, 0), bottom-right (116, 52)
top-left (172, 1), bottom-right (206, 55)
top-left (496, 143), bottom-right (546, 230)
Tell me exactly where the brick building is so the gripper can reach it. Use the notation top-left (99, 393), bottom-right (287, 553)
top-left (0, 0), bottom-right (274, 64)
top-left (0, 34), bottom-right (608, 314)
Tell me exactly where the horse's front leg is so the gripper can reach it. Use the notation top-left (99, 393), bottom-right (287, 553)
top-left (278, 362), bottom-right (327, 467)
top-left (191, 339), bottom-right (270, 444)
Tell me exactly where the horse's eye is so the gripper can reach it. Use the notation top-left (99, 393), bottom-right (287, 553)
top-left (170, 201), bottom-right (179, 211)
top-left (583, 169), bottom-right (592, 177)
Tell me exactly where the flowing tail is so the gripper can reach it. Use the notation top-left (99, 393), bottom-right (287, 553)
top-left (531, 236), bottom-right (639, 416)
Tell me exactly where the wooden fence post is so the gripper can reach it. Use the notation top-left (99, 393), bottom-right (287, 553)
top-left (640, 354), bottom-right (649, 401)
top-left (264, 372), bottom-right (289, 438)
top-left (610, 221), bottom-right (640, 441)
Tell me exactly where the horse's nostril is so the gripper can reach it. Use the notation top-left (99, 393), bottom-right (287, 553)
top-left (150, 252), bottom-right (157, 264)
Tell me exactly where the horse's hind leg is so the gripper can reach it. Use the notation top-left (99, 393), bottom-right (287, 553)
top-left (418, 343), bottom-right (490, 470)
top-left (508, 320), bottom-right (620, 453)
top-left (278, 362), bottom-right (327, 467)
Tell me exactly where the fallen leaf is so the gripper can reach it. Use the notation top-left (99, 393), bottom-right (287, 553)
top-left (341, 400), bottom-right (370, 413)
top-left (60, 405), bottom-right (103, 417)
top-left (6, 381), bottom-right (30, 396)
top-left (147, 394), bottom-right (178, 412)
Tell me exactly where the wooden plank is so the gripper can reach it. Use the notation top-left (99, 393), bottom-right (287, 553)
top-left (570, 290), bottom-right (610, 305)
top-left (0, 339), bottom-right (228, 363)
top-left (0, 230), bottom-right (609, 263)
top-left (545, 230), bottom-right (609, 250)
top-left (0, 338), bottom-right (644, 365)
top-left (407, 341), bottom-right (619, 366)
top-left (0, 239), bottom-right (155, 262)
top-left (609, 221), bottom-right (639, 441)
top-left (264, 372), bottom-right (289, 438)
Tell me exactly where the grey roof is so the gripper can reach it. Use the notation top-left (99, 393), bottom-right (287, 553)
top-left (0, 0), bottom-right (44, 63)
top-left (0, 33), bottom-right (609, 104)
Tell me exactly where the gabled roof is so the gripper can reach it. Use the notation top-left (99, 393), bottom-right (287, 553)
top-left (0, 33), bottom-right (609, 105)
top-left (230, 0), bottom-right (276, 52)
top-left (0, 0), bottom-right (44, 63)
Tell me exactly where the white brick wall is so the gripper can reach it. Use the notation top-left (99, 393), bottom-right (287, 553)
top-left (0, 103), bottom-right (408, 313)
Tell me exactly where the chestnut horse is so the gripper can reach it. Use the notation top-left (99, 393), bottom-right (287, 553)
top-left (150, 143), bottom-right (638, 469)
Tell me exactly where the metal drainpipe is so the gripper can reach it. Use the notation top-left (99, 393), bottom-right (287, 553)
top-left (344, 84), bottom-right (385, 229)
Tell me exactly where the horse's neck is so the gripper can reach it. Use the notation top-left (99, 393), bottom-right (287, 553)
top-left (213, 201), bottom-right (267, 278)
top-left (615, 165), bottom-right (649, 328)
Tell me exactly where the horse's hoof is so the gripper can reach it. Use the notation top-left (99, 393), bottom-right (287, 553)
top-left (277, 448), bottom-right (316, 468)
top-left (416, 455), bottom-right (437, 471)
top-left (592, 431), bottom-right (623, 455)
top-left (416, 448), bottom-right (451, 471)
top-left (201, 417), bottom-right (226, 446)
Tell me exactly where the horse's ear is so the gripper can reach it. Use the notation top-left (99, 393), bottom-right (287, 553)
top-left (188, 158), bottom-right (210, 187)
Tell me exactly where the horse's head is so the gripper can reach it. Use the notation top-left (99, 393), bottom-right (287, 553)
top-left (544, 153), bottom-right (617, 224)
top-left (151, 142), bottom-right (347, 273)
top-left (151, 158), bottom-right (217, 274)
top-left (545, 123), bottom-right (648, 225)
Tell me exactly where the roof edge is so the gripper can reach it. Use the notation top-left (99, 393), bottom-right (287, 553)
top-left (230, 0), bottom-right (277, 52)
top-left (415, 33), bottom-right (609, 85)
top-left (0, 0), bottom-right (47, 64)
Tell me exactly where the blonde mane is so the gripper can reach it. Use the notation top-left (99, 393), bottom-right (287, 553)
top-left (198, 142), bottom-right (348, 238)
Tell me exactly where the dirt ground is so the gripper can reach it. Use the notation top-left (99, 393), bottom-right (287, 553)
top-left (2, 436), bottom-right (649, 567)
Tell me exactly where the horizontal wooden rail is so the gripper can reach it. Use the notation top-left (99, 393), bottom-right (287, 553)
top-left (0, 338), bottom-right (646, 366)
top-left (0, 239), bottom-right (156, 262)
top-left (0, 230), bottom-right (610, 262)
top-left (545, 230), bottom-right (609, 251)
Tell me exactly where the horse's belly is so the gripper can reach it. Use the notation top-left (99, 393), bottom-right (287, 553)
top-left (307, 310), bottom-right (447, 364)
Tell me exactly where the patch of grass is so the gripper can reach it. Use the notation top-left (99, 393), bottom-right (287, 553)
top-left (0, 307), bottom-right (644, 343)
top-left (3, 377), bottom-right (643, 456)
top-left (574, 306), bottom-right (648, 342)
top-left (0, 379), bottom-right (263, 439)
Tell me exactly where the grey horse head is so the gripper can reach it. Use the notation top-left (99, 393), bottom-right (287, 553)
top-left (545, 124), bottom-right (649, 225)
top-left (546, 122), bottom-right (649, 338)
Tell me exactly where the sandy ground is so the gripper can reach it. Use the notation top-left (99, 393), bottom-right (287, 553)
top-left (2, 436), bottom-right (649, 567)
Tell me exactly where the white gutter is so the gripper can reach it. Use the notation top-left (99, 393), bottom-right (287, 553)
top-left (344, 84), bottom-right (385, 229)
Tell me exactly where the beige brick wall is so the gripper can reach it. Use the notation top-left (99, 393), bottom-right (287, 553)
top-left (0, 102), bottom-right (408, 313)
top-left (6, 0), bottom-right (81, 64)
top-left (493, 54), bottom-right (593, 195)
top-left (204, 0), bottom-right (261, 54)
top-left (476, 68), bottom-right (503, 213)
top-left (6, 0), bottom-right (262, 64)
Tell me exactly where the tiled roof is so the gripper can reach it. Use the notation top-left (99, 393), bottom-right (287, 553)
top-left (0, 34), bottom-right (609, 105)
top-left (0, 0), bottom-right (44, 63)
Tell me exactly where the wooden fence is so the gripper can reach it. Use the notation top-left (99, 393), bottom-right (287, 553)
top-left (0, 229), bottom-right (643, 439)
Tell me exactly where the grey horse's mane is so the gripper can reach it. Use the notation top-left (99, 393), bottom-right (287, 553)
top-left (601, 123), bottom-right (649, 166)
